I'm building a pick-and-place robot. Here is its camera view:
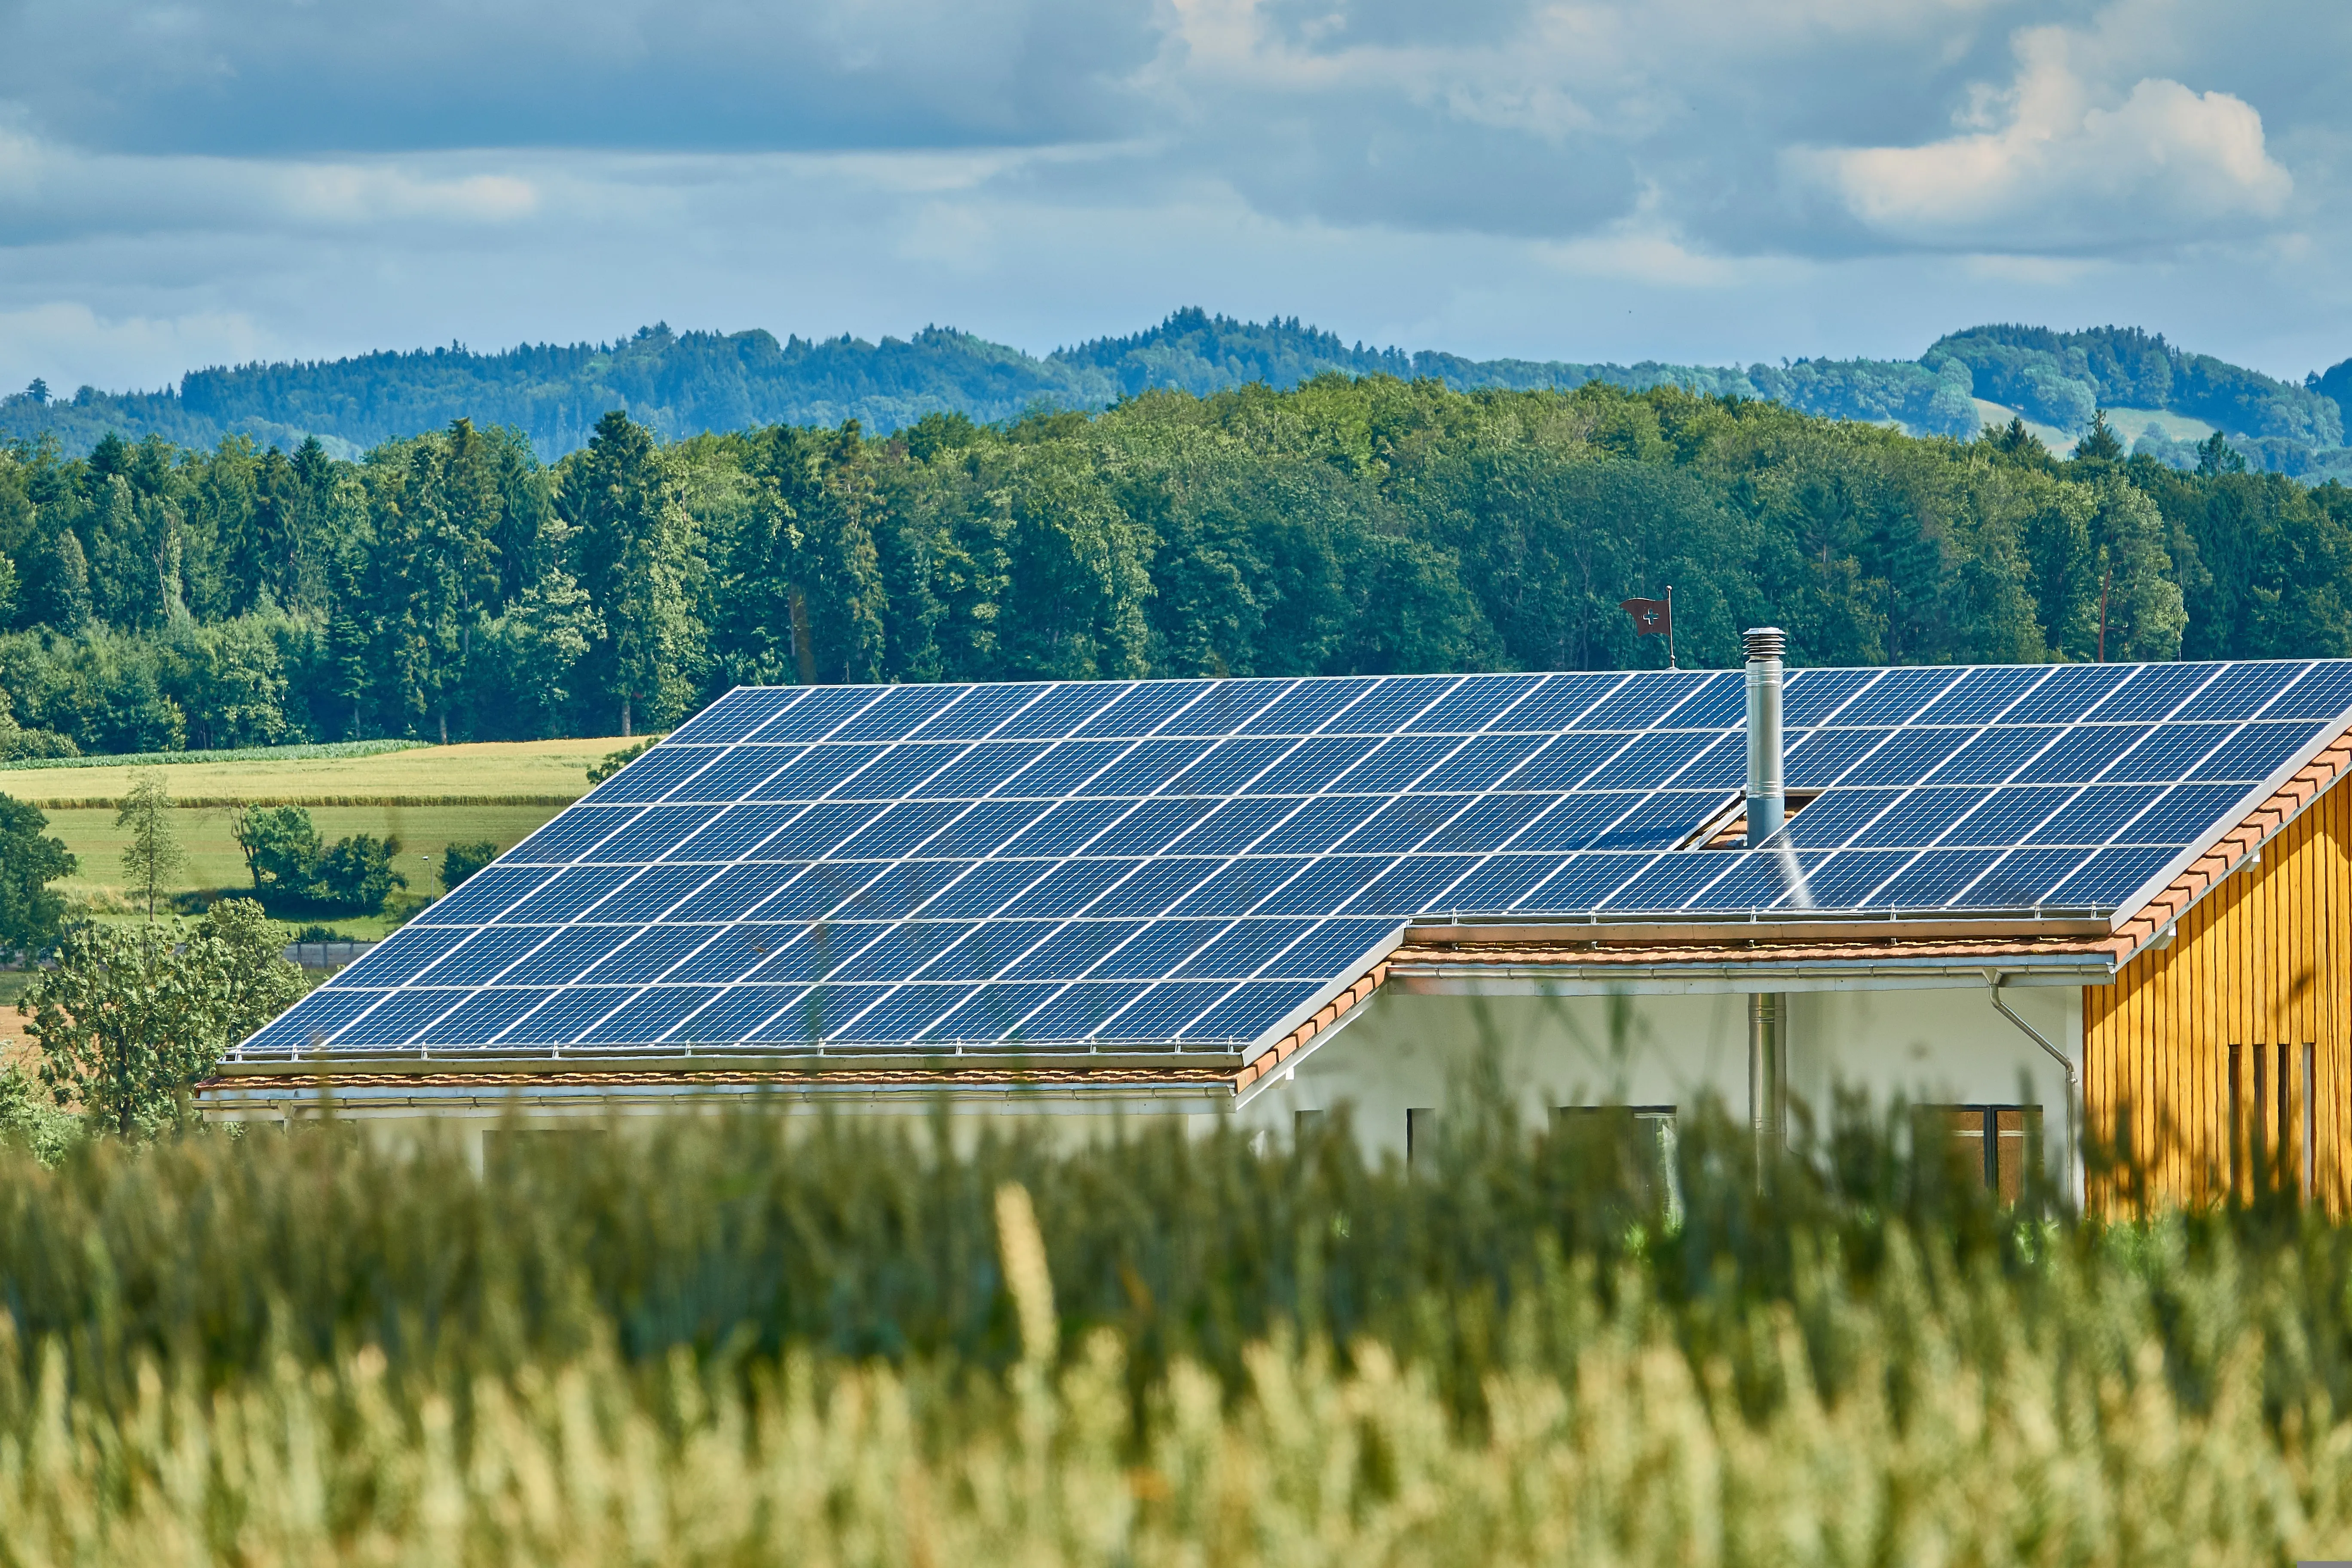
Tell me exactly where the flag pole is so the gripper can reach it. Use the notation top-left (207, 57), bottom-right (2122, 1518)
top-left (1667, 585), bottom-right (1676, 670)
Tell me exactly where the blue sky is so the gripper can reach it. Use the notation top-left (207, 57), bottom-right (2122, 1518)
top-left (0, 0), bottom-right (2346, 395)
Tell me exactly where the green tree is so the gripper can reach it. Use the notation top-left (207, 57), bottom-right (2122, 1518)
top-left (2089, 475), bottom-right (2188, 661)
top-left (315, 833), bottom-right (404, 913)
top-left (561, 411), bottom-right (703, 735)
top-left (116, 767), bottom-right (184, 919)
top-left (0, 791), bottom-right (77, 954)
top-left (2195, 432), bottom-right (2248, 477)
top-left (27, 899), bottom-right (302, 1137)
top-left (230, 804), bottom-right (322, 899)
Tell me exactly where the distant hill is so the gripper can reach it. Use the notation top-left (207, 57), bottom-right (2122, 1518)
top-left (6, 307), bottom-right (2352, 479)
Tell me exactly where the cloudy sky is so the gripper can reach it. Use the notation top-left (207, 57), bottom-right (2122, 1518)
top-left (0, 0), bottom-right (2345, 395)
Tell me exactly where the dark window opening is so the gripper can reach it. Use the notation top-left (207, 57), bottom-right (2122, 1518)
top-left (1406, 1107), bottom-right (1438, 1166)
top-left (1922, 1104), bottom-right (2041, 1204)
top-left (2231, 1042), bottom-right (2312, 1198)
top-left (1553, 1105), bottom-right (1681, 1219)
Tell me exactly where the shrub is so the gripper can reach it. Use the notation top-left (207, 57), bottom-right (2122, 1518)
top-left (314, 832), bottom-right (404, 913)
top-left (439, 839), bottom-right (498, 891)
top-left (230, 804), bottom-right (406, 914)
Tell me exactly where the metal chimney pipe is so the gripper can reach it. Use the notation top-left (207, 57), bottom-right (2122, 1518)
top-left (1743, 626), bottom-right (1792, 1186)
top-left (1743, 627), bottom-right (1787, 848)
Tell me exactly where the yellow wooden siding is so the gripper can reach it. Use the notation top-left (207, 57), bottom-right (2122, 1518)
top-left (2085, 777), bottom-right (2351, 1210)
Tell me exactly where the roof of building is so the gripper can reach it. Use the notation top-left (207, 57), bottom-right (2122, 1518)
top-left (226, 660), bottom-right (2352, 1084)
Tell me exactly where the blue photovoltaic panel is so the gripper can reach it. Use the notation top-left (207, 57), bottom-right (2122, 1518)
top-left (423, 926), bottom-right (560, 986)
top-left (672, 984), bottom-right (805, 1043)
top-left (2002, 665), bottom-right (2134, 724)
top-left (340, 925), bottom-right (471, 985)
top-left (1495, 673), bottom-right (1625, 730)
top-left (1326, 676), bottom-right (1457, 733)
top-left (1781, 667), bottom-right (1879, 725)
top-left (579, 986), bottom-right (720, 1044)
top-left (918, 921), bottom-right (1062, 981)
top-left (1785, 728), bottom-right (1893, 789)
top-left (2177, 662), bottom-right (2303, 720)
top-left (671, 748), bottom-right (801, 801)
top-left (1783, 789), bottom-right (1899, 849)
top-left (416, 986), bottom-right (551, 1047)
top-left (1832, 667), bottom-right (1965, 727)
top-left (2087, 663), bottom-right (2217, 722)
top-left (1409, 674), bottom-right (1544, 732)
top-left (2268, 663), bottom-right (2352, 719)
top-left (502, 986), bottom-right (636, 1045)
top-left (1243, 679), bottom-right (1372, 735)
top-left (1908, 665), bottom-right (2048, 724)
top-left (242, 660), bottom-right (2352, 1060)
top-left (332, 988), bottom-right (459, 1047)
top-left (1176, 679), bottom-right (1294, 735)
top-left (1183, 981), bottom-right (1322, 1041)
top-left (1090, 921), bottom-right (1225, 979)
top-left (594, 746), bottom-right (721, 802)
top-left (921, 982), bottom-right (1055, 1040)
top-left (828, 683), bottom-right (963, 741)
top-left (1797, 850), bottom-right (1915, 908)
top-left (2191, 722), bottom-right (2326, 782)
top-left (664, 688), bottom-right (798, 744)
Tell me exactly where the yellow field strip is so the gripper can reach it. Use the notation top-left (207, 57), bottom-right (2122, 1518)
top-left (23, 794), bottom-right (583, 808)
top-left (3, 735), bottom-right (624, 808)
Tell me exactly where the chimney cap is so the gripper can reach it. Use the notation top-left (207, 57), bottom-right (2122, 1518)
top-left (1743, 627), bottom-right (1787, 663)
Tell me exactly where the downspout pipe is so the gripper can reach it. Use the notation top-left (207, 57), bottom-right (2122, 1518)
top-left (1986, 970), bottom-right (2081, 1209)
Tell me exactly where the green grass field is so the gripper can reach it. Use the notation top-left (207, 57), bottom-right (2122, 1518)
top-left (40, 802), bottom-right (570, 935)
top-left (5, 735), bottom-right (630, 937)
top-left (3, 734), bottom-right (626, 809)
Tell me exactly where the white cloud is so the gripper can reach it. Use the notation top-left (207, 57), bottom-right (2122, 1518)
top-left (6, 0), bottom-right (2352, 403)
top-left (1797, 24), bottom-right (2291, 251)
top-left (0, 301), bottom-right (278, 395)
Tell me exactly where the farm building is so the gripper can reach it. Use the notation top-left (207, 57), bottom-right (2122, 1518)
top-left (200, 636), bottom-right (2352, 1209)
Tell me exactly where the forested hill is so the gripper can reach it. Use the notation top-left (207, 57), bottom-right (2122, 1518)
top-left (6, 376), bottom-right (2352, 765)
top-left (5, 308), bottom-right (2352, 478)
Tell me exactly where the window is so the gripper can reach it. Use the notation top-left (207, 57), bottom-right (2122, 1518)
top-left (1923, 1105), bottom-right (2040, 1203)
top-left (2229, 1044), bottom-right (2307, 1197)
top-left (1553, 1105), bottom-right (1681, 1220)
top-left (1407, 1108), bottom-right (1439, 1166)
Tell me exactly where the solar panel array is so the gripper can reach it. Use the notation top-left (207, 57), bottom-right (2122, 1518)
top-left (242, 659), bottom-right (2352, 1060)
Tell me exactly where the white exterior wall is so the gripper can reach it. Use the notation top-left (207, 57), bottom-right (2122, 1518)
top-left (204, 981), bottom-right (2085, 1179)
top-left (1232, 982), bottom-right (2083, 1177)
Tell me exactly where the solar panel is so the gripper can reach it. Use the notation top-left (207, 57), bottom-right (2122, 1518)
top-left (244, 661), bottom-right (2352, 1060)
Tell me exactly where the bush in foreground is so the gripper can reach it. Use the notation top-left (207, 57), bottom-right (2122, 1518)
top-left (0, 1098), bottom-right (2346, 1561)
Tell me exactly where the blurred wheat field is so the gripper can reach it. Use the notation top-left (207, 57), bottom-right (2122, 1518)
top-left (0, 1098), bottom-right (2348, 1564)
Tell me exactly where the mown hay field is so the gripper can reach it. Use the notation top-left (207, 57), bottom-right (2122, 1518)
top-left (3, 735), bottom-right (625, 809)
top-left (0, 1101), bottom-right (2347, 1564)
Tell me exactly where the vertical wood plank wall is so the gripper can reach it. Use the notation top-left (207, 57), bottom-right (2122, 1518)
top-left (2085, 778), bottom-right (2352, 1210)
